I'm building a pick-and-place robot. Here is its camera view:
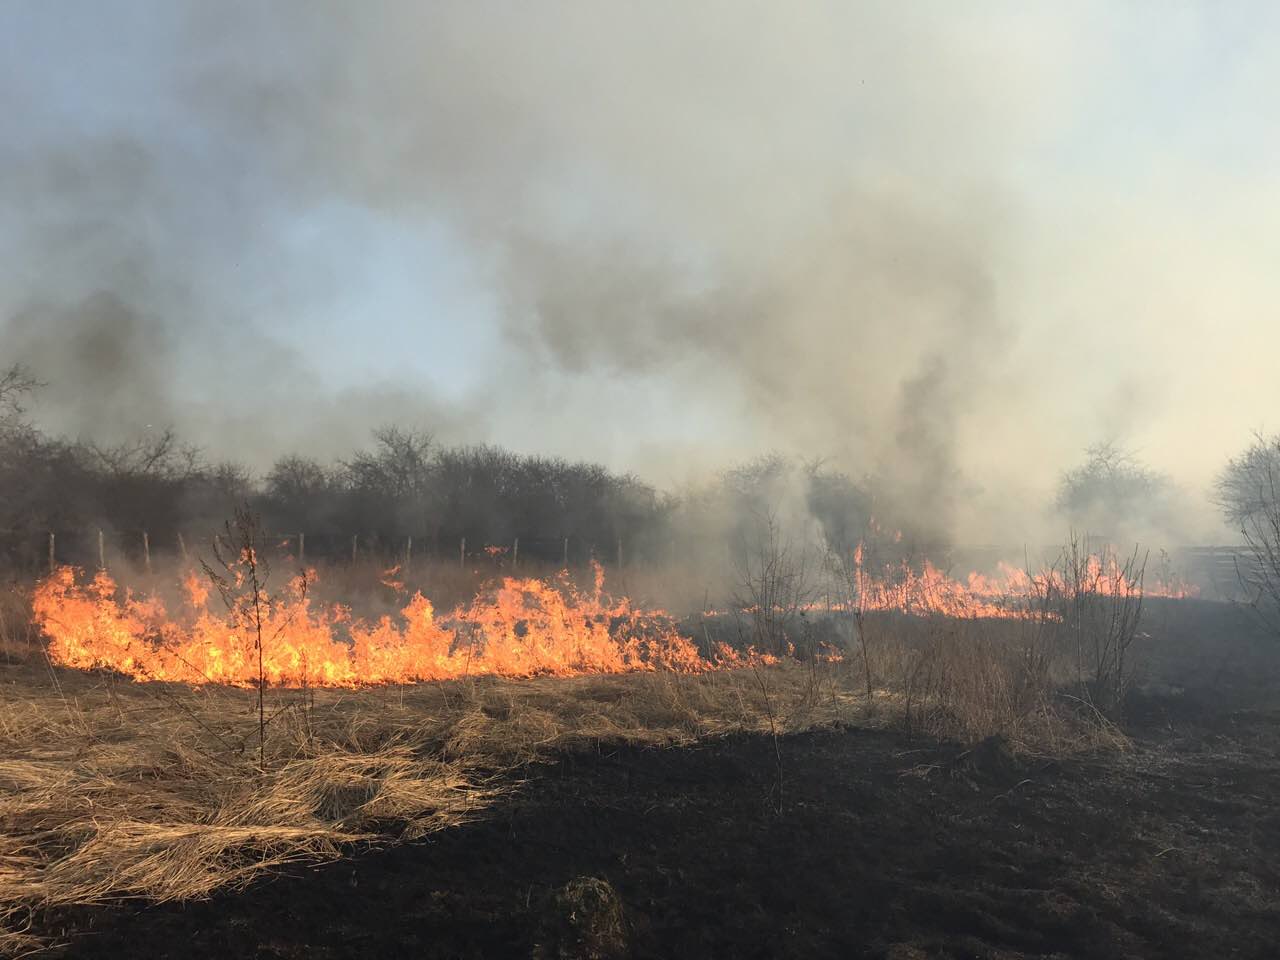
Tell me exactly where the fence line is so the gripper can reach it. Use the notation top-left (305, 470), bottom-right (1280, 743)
top-left (12, 528), bottom-right (1265, 591)
top-left (25, 529), bottom-right (651, 575)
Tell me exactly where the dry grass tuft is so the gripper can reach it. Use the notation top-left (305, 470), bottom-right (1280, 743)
top-left (864, 612), bottom-right (1130, 756)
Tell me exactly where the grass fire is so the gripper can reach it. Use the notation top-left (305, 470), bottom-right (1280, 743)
top-left (4, 3), bottom-right (1280, 958)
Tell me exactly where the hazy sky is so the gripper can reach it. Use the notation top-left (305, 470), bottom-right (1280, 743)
top-left (2, 1), bottom-right (1277, 539)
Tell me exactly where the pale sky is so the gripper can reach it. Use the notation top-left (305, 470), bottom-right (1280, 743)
top-left (2, 1), bottom-right (1278, 540)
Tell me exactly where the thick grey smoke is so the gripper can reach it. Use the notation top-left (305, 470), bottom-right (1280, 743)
top-left (2, 2), bottom-right (1266, 545)
top-left (178, 2), bottom-right (1020, 537)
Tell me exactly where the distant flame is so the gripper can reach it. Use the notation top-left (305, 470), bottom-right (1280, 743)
top-left (846, 546), bottom-right (1196, 619)
top-left (379, 564), bottom-right (405, 593)
top-left (713, 544), bottom-right (1196, 620)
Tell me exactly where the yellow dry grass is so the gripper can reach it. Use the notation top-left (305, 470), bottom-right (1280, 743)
top-left (0, 584), bottom-right (1136, 956)
top-left (0, 657), bottom-right (862, 955)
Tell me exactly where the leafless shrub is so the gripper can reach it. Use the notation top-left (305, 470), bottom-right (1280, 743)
top-left (846, 556), bottom-right (874, 703)
top-left (203, 507), bottom-right (312, 771)
top-left (727, 511), bottom-right (821, 815)
top-left (1052, 535), bottom-right (1145, 719)
top-left (829, 531), bottom-right (912, 704)
top-left (731, 509), bottom-right (814, 657)
top-left (746, 658), bottom-right (787, 815)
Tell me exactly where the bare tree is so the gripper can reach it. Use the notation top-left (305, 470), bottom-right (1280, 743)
top-left (1217, 433), bottom-right (1280, 635)
top-left (1056, 442), bottom-right (1172, 539)
top-left (0, 363), bottom-right (40, 425)
top-left (1216, 432), bottom-right (1280, 524)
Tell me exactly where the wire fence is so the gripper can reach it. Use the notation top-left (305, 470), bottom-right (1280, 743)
top-left (4, 528), bottom-right (656, 576)
top-left (2, 527), bottom-right (1260, 599)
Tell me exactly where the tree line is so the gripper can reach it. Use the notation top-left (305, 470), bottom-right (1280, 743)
top-left (4, 360), bottom-right (1277, 575)
top-left (0, 364), bottom-right (884, 569)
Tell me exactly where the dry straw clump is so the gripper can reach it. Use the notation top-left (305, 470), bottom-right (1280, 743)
top-left (0, 671), bottom-right (491, 955)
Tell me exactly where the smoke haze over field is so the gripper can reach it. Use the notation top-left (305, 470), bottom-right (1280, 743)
top-left (3, 1), bottom-right (1279, 543)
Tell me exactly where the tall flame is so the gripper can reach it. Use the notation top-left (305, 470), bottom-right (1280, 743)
top-left (33, 562), bottom-right (708, 687)
top-left (31, 546), bottom-right (1198, 687)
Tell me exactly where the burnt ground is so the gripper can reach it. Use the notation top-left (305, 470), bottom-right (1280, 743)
top-left (33, 694), bottom-right (1280, 960)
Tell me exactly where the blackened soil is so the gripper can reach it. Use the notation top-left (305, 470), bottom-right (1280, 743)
top-left (37, 706), bottom-right (1280, 960)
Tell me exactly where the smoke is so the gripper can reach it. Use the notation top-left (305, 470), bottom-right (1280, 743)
top-left (178, 1), bottom-right (1025, 538)
top-left (4, 294), bottom-right (169, 441)
top-left (2, 2), bottom-right (1269, 546)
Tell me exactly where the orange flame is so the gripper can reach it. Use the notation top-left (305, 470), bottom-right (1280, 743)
top-left (32, 543), bottom-right (1198, 687)
top-left (379, 564), bottom-right (405, 593)
top-left (33, 562), bottom-right (711, 687)
top-left (846, 546), bottom-right (1196, 620)
top-left (707, 545), bottom-right (1197, 620)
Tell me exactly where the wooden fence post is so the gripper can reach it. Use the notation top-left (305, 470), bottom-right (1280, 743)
top-left (298, 532), bottom-right (305, 566)
top-left (97, 528), bottom-right (106, 571)
top-left (563, 536), bottom-right (569, 568)
top-left (405, 535), bottom-right (413, 572)
top-left (512, 537), bottom-right (519, 570)
top-left (460, 537), bottom-right (466, 569)
top-left (177, 532), bottom-right (188, 563)
top-left (48, 532), bottom-right (55, 574)
top-left (143, 530), bottom-right (151, 574)
top-left (351, 534), bottom-right (358, 564)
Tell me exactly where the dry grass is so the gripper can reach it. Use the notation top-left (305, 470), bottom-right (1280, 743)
top-left (0, 585), bottom-right (38, 664)
top-left (862, 612), bottom-right (1129, 755)
top-left (0, 657), bottom-right (861, 955)
top-left (0, 558), bottom-right (1142, 956)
